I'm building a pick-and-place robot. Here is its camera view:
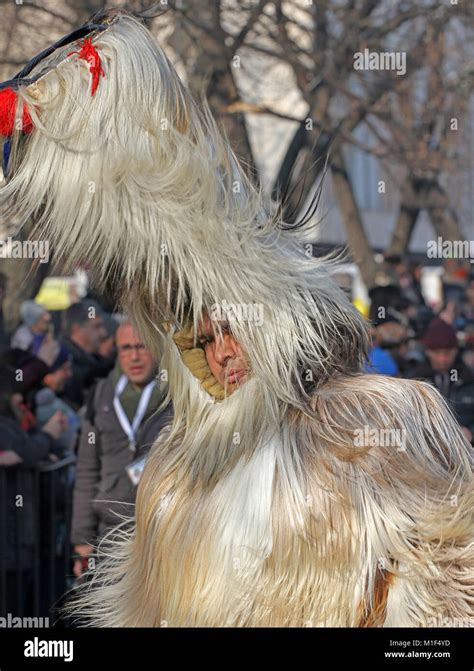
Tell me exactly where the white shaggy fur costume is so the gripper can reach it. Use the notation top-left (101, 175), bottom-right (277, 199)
top-left (0, 10), bottom-right (472, 627)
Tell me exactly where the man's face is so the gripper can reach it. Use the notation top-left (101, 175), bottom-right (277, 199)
top-left (197, 315), bottom-right (250, 394)
top-left (117, 324), bottom-right (157, 387)
top-left (32, 312), bottom-right (51, 335)
top-left (99, 334), bottom-right (116, 359)
top-left (427, 347), bottom-right (458, 374)
top-left (43, 360), bottom-right (72, 393)
top-left (75, 316), bottom-right (106, 353)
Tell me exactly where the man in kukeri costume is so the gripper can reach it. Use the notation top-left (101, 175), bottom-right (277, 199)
top-left (0, 10), bottom-right (472, 627)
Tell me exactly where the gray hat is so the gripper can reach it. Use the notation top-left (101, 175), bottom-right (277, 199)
top-left (20, 300), bottom-right (48, 327)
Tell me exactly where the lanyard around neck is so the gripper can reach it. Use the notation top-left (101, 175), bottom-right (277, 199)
top-left (113, 374), bottom-right (156, 451)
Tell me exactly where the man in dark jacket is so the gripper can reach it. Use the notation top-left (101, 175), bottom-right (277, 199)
top-left (71, 322), bottom-right (172, 578)
top-left (407, 317), bottom-right (474, 442)
top-left (60, 301), bottom-right (112, 410)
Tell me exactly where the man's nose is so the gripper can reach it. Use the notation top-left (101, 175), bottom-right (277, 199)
top-left (130, 346), bottom-right (141, 361)
top-left (213, 335), bottom-right (235, 365)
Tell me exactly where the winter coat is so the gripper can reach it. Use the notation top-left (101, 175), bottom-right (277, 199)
top-left (70, 372), bottom-right (172, 545)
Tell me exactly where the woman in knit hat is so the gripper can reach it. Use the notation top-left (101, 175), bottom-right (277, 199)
top-left (10, 300), bottom-right (51, 351)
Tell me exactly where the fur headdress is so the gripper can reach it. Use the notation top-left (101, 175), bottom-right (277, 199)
top-left (0, 9), bottom-right (369, 413)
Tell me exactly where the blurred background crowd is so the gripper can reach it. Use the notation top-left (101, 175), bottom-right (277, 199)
top-left (0, 281), bottom-right (173, 622)
top-left (364, 258), bottom-right (474, 443)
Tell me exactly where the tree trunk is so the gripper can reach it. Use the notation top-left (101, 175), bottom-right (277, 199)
top-left (426, 182), bottom-right (465, 243)
top-left (330, 146), bottom-right (377, 288)
top-left (204, 61), bottom-right (256, 175)
top-left (386, 177), bottom-right (421, 257)
top-left (170, 3), bottom-right (257, 176)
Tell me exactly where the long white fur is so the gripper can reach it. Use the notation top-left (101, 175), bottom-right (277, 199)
top-left (0, 12), bottom-right (368, 411)
top-left (1, 11), bottom-right (472, 627)
top-left (62, 361), bottom-right (472, 627)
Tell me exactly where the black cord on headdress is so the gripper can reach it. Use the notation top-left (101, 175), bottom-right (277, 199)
top-left (0, 22), bottom-right (111, 92)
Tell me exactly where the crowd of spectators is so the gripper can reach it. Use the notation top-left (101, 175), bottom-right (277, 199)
top-left (0, 277), bottom-right (172, 617)
top-left (365, 259), bottom-right (474, 442)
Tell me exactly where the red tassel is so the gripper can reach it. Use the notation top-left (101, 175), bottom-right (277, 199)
top-left (69, 38), bottom-right (104, 96)
top-left (0, 87), bottom-right (33, 137)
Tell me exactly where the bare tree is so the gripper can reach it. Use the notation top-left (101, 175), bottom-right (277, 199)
top-left (379, 19), bottom-right (474, 255)
top-left (0, 0), bottom-right (472, 317)
top-left (161, 0), bottom-right (473, 288)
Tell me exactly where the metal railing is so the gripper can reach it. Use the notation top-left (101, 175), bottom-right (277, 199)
top-left (0, 455), bottom-right (75, 621)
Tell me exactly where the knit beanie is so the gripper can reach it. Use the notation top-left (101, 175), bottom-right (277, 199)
top-left (422, 318), bottom-right (458, 350)
top-left (20, 300), bottom-right (48, 328)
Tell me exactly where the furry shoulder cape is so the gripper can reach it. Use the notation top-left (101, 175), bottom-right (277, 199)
top-left (67, 367), bottom-right (473, 628)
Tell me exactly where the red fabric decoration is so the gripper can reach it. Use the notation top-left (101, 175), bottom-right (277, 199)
top-left (0, 87), bottom-right (33, 137)
top-left (69, 37), bottom-right (104, 96)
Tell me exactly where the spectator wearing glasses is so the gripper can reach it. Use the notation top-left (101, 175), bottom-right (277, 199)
top-left (71, 321), bottom-right (172, 579)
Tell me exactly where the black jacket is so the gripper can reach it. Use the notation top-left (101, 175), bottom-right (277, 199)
top-left (0, 418), bottom-right (58, 571)
top-left (406, 358), bottom-right (474, 435)
top-left (60, 337), bottom-right (113, 410)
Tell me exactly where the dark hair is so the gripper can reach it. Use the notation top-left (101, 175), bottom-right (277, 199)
top-left (61, 300), bottom-right (102, 337)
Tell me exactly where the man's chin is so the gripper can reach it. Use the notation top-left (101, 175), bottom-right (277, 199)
top-left (222, 374), bottom-right (249, 394)
top-left (128, 374), bottom-right (148, 386)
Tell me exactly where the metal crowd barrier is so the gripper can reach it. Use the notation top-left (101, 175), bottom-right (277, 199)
top-left (0, 455), bottom-right (76, 621)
